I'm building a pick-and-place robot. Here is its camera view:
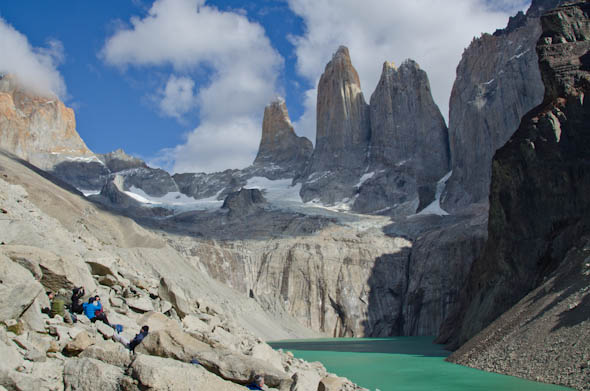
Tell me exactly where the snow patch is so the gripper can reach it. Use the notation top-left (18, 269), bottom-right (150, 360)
top-left (245, 177), bottom-right (302, 203)
top-left (355, 172), bottom-right (375, 188)
top-left (510, 49), bottom-right (530, 60)
top-left (123, 186), bottom-right (223, 212)
top-left (417, 171), bottom-right (452, 216)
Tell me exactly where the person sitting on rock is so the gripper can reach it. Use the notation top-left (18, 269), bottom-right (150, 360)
top-left (42, 290), bottom-right (73, 324)
top-left (83, 295), bottom-right (111, 327)
top-left (246, 375), bottom-right (265, 390)
top-left (113, 325), bottom-right (149, 352)
top-left (70, 286), bottom-right (85, 314)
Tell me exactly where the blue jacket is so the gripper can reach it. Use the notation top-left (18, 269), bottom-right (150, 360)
top-left (83, 301), bottom-right (102, 319)
top-left (128, 330), bottom-right (148, 351)
top-left (246, 385), bottom-right (263, 390)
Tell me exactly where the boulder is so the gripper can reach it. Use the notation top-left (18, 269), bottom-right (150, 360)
top-left (290, 369), bottom-right (322, 391)
top-left (79, 339), bottom-right (132, 368)
top-left (63, 331), bottom-right (96, 356)
top-left (137, 328), bottom-right (291, 389)
top-left (158, 278), bottom-right (191, 318)
top-left (130, 354), bottom-right (244, 390)
top-left (126, 296), bottom-right (154, 313)
top-left (0, 253), bottom-right (43, 322)
top-left (21, 297), bottom-right (47, 332)
top-left (182, 315), bottom-right (210, 334)
top-left (137, 311), bottom-right (179, 332)
top-left (63, 358), bottom-right (126, 391)
top-left (1, 245), bottom-right (96, 293)
top-left (96, 321), bottom-right (115, 339)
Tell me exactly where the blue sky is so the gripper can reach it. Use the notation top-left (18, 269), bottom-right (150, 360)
top-left (0, 0), bottom-right (530, 173)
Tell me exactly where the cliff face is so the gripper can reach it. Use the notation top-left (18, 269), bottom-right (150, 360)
top-left (0, 74), bottom-right (95, 170)
top-left (354, 60), bottom-right (450, 213)
top-left (439, 1), bottom-right (590, 351)
top-left (368, 60), bottom-right (449, 180)
top-left (307, 46), bottom-right (370, 173)
top-left (442, 0), bottom-right (564, 211)
top-left (253, 99), bottom-right (313, 178)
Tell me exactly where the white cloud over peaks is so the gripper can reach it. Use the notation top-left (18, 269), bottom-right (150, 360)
top-left (102, 0), bottom-right (283, 173)
top-left (159, 75), bottom-right (197, 119)
top-left (0, 18), bottom-right (66, 98)
top-left (288, 0), bottom-right (530, 140)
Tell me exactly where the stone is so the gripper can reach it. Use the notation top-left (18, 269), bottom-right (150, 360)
top-left (126, 296), bottom-right (154, 313)
top-left (79, 339), bottom-right (132, 368)
top-left (130, 354), bottom-right (245, 390)
top-left (253, 98), bottom-right (313, 178)
top-left (63, 331), bottom-right (96, 356)
top-left (96, 321), bottom-right (115, 339)
top-left (1, 244), bottom-right (96, 293)
top-left (290, 369), bottom-right (321, 391)
top-left (182, 315), bottom-right (211, 334)
top-left (158, 278), bottom-right (192, 318)
top-left (20, 297), bottom-right (47, 333)
top-left (0, 338), bottom-right (23, 371)
top-left (136, 311), bottom-right (179, 332)
top-left (137, 328), bottom-right (291, 389)
top-left (63, 358), bottom-right (126, 391)
top-left (0, 252), bottom-right (43, 322)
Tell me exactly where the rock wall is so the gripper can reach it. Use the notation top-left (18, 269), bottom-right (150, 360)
top-left (307, 46), bottom-right (370, 174)
top-left (0, 74), bottom-right (95, 170)
top-left (442, 0), bottom-right (564, 211)
top-left (253, 99), bottom-right (313, 178)
top-left (439, 1), bottom-right (590, 350)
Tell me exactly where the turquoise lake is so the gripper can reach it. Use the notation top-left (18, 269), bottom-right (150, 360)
top-left (269, 337), bottom-right (572, 391)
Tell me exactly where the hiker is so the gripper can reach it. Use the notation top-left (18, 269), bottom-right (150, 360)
top-left (42, 290), bottom-right (73, 323)
top-left (83, 295), bottom-right (111, 327)
top-left (246, 375), bottom-right (265, 390)
top-left (70, 286), bottom-right (85, 314)
top-left (113, 325), bottom-right (149, 351)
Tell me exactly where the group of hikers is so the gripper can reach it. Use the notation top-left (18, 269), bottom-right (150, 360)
top-left (43, 286), bottom-right (267, 389)
top-left (42, 286), bottom-right (148, 352)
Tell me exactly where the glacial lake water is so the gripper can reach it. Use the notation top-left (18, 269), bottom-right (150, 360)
top-left (269, 337), bottom-right (572, 391)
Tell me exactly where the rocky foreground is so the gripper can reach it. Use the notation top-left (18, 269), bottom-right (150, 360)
top-left (0, 150), bottom-right (364, 391)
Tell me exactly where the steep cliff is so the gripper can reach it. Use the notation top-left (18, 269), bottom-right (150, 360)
top-left (442, 0), bottom-right (564, 211)
top-left (253, 99), bottom-right (313, 178)
top-left (439, 1), bottom-right (590, 356)
top-left (307, 46), bottom-right (370, 173)
top-left (354, 60), bottom-right (450, 213)
top-left (0, 74), bottom-right (103, 175)
top-left (299, 46), bottom-right (371, 205)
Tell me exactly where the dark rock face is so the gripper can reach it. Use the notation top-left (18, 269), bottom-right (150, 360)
top-left (173, 170), bottom-right (246, 201)
top-left (253, 99), bottom-right (313, 178)
top-left (97, 149), bottom-right (147, 173)
top-left (221, 188), bottom-right (266, 217)
top-left (355, 60), bottom-right (450, 213)
top-left (439, 2), bottom-right (590, 350)
top-left (441, 0), bottom-right (564, 211)
top-left (368, 60), bottom-right (450, 181)
top-left (307, 46), bottom-right (370, 174)
top-left (114, 167), bottom-right (179, 198)
top-left (50, 160), bottom-right (110, 191)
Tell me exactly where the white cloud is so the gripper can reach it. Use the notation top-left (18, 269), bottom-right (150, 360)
top-left (288, 0), bottom-right (531, 139)
top-left (0, 18), bottom-right (66, 98)
top-left (159, 75), bottom-right (196, 119)
top-left (102, 0), bottom-right (283, 173)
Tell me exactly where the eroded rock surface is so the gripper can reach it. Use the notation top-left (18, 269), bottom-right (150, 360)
top-left (440, 1), bottom-right (590, 368)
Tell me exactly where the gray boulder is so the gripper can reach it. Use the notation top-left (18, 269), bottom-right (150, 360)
top-left (0, 252), bottom-right (43, 322)
top-left (63, 358), bottom-right (127, 391)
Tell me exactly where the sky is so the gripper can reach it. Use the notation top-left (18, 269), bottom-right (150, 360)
top-left (0, 0), bottom-right (531, 174)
